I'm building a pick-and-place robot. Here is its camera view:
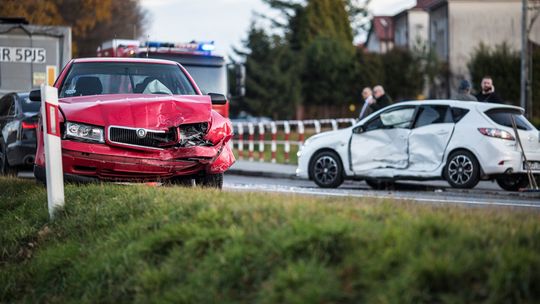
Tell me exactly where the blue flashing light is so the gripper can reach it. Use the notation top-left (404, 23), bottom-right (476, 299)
top-left (199, 43), bottom-right (215, 52)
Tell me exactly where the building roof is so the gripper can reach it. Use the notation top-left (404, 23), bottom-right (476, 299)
top-left (413, 0), bottom-right (436, 9)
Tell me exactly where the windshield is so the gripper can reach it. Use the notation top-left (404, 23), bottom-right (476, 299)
top-left (59, 62), bottom-right (197, 98)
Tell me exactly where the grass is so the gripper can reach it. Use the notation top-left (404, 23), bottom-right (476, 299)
top-left (1, 177), bottom-right (540, 303)
top-left (233, 144), bottom-right (299, 165)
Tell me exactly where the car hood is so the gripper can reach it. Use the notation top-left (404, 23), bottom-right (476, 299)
top-left (59, 94), bottom-right (212, 129)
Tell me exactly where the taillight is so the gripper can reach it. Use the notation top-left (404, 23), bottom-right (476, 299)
top-left (478, 128), bottom-right (515, 141)
top-left (22, 121), bottom-right (38, 129)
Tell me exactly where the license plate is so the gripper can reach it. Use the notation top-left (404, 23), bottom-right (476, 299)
top-left (524, 161), bottom-right (540, 171)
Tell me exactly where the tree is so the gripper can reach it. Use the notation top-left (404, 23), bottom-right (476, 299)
top-left (380, 48), bottom-right (424, 101)
top-left (0, 0), bottom-right (148, 57)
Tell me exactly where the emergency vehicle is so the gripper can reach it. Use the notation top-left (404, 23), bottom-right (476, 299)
top-left (97, 39), bottom-right (232, 117)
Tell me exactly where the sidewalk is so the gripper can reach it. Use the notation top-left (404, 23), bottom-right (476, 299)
top-left (228, 160), bottom-right (300, 179)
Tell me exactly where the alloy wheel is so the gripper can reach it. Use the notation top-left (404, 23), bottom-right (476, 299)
top-left (447, 155), bottom-right (474, 185)
top-left (314, 156), bottom-right (339, 185)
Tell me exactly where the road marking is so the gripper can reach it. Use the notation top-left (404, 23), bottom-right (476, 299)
top-left (225, 184), bottom-right (540, 209)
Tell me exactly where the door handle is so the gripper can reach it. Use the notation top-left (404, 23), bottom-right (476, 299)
top-left (436, 130), bottom-right (449, 135)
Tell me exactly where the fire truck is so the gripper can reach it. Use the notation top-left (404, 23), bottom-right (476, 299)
top-left (97, 39), bottom-right (237, 118)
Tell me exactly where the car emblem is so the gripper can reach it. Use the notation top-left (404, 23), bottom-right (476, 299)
top-left (136, 128), bottom-right (147, 138)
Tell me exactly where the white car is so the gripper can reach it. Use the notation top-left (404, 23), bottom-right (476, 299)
top-left (297, 100), bottom-right (540, 191)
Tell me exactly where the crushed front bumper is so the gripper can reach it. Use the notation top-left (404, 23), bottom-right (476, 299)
top-left (36, 140), bottom-right (235, 182)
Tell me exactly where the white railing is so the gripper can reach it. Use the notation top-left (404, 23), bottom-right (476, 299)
top-left (231, 118), bottom-right (356, 163)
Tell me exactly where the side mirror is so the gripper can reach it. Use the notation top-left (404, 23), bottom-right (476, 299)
top-left (29, 89), bottom-right (41, 102)
top-left (353, 125), bottom-right (364, 134)
top-left (208, 93), bottom-right (227, 105)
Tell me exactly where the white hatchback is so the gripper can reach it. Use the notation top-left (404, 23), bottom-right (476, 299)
top-left (297, 100), bottom-right (540, 191)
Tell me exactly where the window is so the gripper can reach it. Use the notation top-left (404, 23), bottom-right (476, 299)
top-left (0, 95), bottom-right (15, 117)
top-left (485, 108), bottom-right (532, 131)
top-left (18, 95), bottom-right (41, 113)
top-left (59, 62), bottom-right (197, 97)
top-left (414, 105), bottom-right (452, 128)
top-left (451, 107), bottom-right (469, 123)
top-left (365, 107), bottom-right (416, 131)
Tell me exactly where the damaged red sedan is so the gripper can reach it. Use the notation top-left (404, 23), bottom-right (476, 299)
top-left (31, 58), bottom-right (235, 188)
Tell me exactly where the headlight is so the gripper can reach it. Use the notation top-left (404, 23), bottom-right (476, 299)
top-left (65, 122), bottom-right (104, 143)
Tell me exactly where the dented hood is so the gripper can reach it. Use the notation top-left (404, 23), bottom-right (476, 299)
top-left (59, 94), bottom-right (212, 129)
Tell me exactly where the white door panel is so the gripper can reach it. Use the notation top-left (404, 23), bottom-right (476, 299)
top-left (408, 123), bottom-right (454, 172)
top-left (351, 128), bottom-right (410, 173)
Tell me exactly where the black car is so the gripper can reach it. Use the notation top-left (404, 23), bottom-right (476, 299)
top-left (0, 92), bottom-right (40, 175)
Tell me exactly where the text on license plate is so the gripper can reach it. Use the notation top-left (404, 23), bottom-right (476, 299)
top-left (524, 161), bottom-right (540, 171)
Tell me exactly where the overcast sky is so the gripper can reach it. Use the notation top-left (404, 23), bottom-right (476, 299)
top-left (140, 0), bottom-right (416, 56)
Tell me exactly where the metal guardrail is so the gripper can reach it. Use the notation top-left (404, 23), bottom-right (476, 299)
top-left (231, 118), bottom-right (356, 163)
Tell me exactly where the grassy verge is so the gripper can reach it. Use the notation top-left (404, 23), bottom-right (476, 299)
top-left (233, 144), bottom-right (299, 165)
top-left (1, 177), bottom-right (539, 303)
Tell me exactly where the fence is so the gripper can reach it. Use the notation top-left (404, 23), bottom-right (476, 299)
top-left (231, 118), bottom-right (356, 164)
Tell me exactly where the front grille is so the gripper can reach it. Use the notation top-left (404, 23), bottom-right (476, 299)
top-left (109, 127), bottom-right (177, 149)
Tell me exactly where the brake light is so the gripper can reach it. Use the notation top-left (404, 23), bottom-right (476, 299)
top-left (22, 121), bottom-right (38, 129)
top-left (478, 128), bottom-right (515, 140)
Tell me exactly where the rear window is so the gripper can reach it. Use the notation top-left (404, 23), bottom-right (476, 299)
top-left (19, 95), bottom-right (41, 113)
top-left (485, 108), bottom-right (532, 131)
top-left (451, 107), bottom-right (469, 123)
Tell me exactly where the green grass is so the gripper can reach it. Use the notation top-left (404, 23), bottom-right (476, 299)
top-left (1, 177), bottom-right (540, 303)
top-left (233, 144), bottom-right (299, 165)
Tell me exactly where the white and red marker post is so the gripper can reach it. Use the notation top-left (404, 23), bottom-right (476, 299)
top-left (41, 84), bottom-right (64, 219)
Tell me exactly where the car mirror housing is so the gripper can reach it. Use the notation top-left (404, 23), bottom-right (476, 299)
top-left (29, 90), bottom-right (42, 102)
top-left (208, 93), bottom-right (227, 105)
top-left (353, 125), bottom-right (364, 134)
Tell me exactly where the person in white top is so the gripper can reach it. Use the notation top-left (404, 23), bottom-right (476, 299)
top-left (359, 87), bottom-right (374, 119)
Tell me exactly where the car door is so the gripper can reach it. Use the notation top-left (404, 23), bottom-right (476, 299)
top-left (350, 106), bottom-right (416, 174)
top-left (407, 105), bottom-right (455, 172)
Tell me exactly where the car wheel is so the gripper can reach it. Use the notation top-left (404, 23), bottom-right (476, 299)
top-left (310, 151), bottom-right (344, 188)
top-left (169, 177), bottom-right (195, 187)
top-left (196, 173), bottom-right (223, 189)
top-left (496, 174), bottom-right (529, 191)
top-left (0, 140), bottom-right (16, 176)
top-left (365, 178), bottom-right (394, 190)
top-left (445, 150), bottom-right (480, 189)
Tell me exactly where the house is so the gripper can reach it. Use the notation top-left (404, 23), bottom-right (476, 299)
top-left (365, 16), bottom-right (394, 53)
top-left (393, 0), bottom-right (431, 50)
top-left (427, 0), bottom-right (540, 98)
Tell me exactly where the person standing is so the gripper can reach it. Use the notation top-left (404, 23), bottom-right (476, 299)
top-left (372, 85), bottom-right (392, 112)
top-left (454, 80), bottom-right (477, 101)
top-left (359, 87), bottom-right (374, 119)
top-left (475, 76), bottom-right (503, 103)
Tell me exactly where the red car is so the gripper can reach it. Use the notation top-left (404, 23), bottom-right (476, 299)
top-left (30, 58), bottom-right (235, 188)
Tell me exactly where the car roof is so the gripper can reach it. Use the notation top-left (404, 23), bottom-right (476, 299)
top-left (72, 57), bottom-right (178, 65)
top-left (392, 99), bottom-right (523, 112)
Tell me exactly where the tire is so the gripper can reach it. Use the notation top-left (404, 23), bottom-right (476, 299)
top-left (196, 173), bottom-right (223, 189)
top-left (365, 178), bottom-right (394, 190)
top-left (444, 150), bottom-right (480, 189)
top-left (169, 177), bottom-right (195, 187)
top-left (310, 151), bottom-right (344, 188)
top-left (0, 140), bottom-right (16, 176)
top-left (496, 174), bottom-right (529, 191)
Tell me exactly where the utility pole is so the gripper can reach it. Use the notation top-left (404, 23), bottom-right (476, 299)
top-left (520, 0), bottom-right (528, 114)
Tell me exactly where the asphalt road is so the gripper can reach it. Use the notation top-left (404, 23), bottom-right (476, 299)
top-left (224, 174), bottom-right (540, 209)
top-left (17, 171), bottom-right (540, 209)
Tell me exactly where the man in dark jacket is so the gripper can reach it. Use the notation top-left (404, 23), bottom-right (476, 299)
top-left (371, 85), bottom-right (392, 112)
top-left (476, 76), bottom-right (503, 102)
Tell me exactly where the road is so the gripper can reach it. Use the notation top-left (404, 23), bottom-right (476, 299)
top-left (224, 174), bottom-right (540, 209)
top-left (18, 171), bottom-right (540, 209)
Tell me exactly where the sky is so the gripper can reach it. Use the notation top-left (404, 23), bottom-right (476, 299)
top-left (140, 0), bottom-right (416, 56)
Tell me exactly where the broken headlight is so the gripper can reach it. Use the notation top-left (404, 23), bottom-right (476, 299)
top-left (179, 122), bottom-right (213, 147)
